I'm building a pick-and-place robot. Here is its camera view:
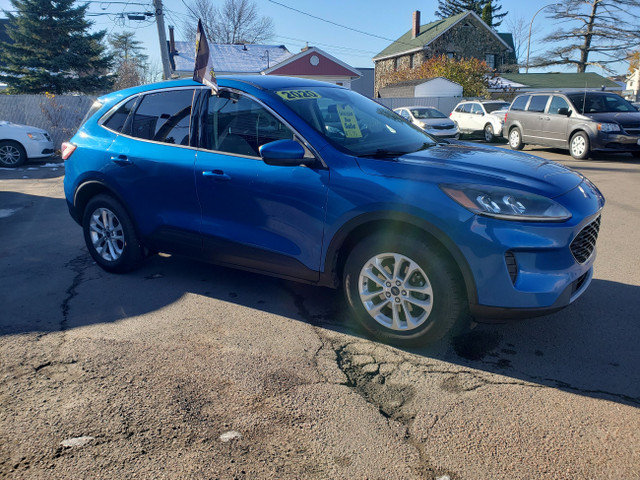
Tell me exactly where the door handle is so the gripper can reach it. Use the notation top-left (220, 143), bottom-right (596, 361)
top-left (110, 155), bottom-right (132, 166)
top-left (202, 169), bottom-right (231, 181)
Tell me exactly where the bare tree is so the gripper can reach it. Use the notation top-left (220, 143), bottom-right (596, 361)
top-left (532, 0), bottom-right (640, 73)
top-left (180, 0), bottom-right (274, 44)
top-left (504, 15), bottom-right (542, 68)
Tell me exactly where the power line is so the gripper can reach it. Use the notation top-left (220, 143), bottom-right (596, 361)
top-left (267, 0), bottom-right (409, 46)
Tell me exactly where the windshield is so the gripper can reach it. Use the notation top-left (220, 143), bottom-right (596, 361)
top-left (484, 102), bottom-right (509, 113)
top-left (411, 108), bottom-right (447, 119)
top-left (566, 93), bottom-right (637, 114)
top-left (271, 86), bottom-right (437, 157)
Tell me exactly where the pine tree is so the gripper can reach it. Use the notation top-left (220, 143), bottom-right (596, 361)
top-left (109, 32), bottom-right (149, 90)
top-left (435, 0), bottom-right (507, 28)
top-left (0, 0), bottom-right (113, 94)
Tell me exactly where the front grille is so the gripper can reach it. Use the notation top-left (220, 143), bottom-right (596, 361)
top-left (432, 124), bottom-right (454, 130)
top-left (570, 216), bottom-right (601, 264)
top-left (621, 122), bottom-right (640, 135)
top-left (571, 271), bottom-right (589, 295)
top-left (504, 251), bottom-right (518, 284)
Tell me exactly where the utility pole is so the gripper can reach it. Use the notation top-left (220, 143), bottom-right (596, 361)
top-left (153, 0), bottom-right (172, 79)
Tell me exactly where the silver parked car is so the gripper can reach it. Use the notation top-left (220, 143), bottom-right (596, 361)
top-left (503, 91), bottom-right (640, 159)
top-left (449, 100), bottom-right (510, 142)
top-left (393, 106), bottom-right (459, 139)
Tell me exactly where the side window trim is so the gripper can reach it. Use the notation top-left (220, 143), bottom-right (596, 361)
top-left (99, 94), bottom-right (140, 134)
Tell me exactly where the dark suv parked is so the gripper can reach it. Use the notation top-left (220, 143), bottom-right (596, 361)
top-left (503, 91), bottom-right (640, 159)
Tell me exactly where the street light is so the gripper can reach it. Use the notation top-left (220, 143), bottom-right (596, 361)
top-left (525, 3), bottom-right (560, 74)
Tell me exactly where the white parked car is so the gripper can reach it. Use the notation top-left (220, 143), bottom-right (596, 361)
top-left (393, 106), bottom-right (459, 139)
top-left (449, 100), bottom-right (510, 142)
top-left (0, 121), bottom-right (55, 167)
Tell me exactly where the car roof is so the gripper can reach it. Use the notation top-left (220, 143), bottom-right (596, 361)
top-left (97, 75), bottom-right (345, 104)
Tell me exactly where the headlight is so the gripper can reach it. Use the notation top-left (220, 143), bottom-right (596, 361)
top-left (27, 132), bottom-right (46, 141)
top-left (440, 184), bottom-right (572, 222)
top-left (597, 122), bottom-right (620, 133)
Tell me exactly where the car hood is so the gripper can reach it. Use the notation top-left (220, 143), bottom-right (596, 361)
top-left (584, 112), bottom-right (640, 124)
top-left (0, 121), bottom-right (48, 134)
top-left (356, 143), bottom-right (584, 198)
top-left (420, 118), bottom-right (456, 127)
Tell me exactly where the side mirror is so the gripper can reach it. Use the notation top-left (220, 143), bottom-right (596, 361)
top-left (259, 139), bottom-right (315, 167)
top-left (557, 107), bottom-right (571, 116)
top-left (476, 111), bottom-right (484, 115)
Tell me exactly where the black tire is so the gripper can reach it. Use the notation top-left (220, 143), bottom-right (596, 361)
top-left (0, 140), bottom-right (27, 167)
top-left (82, 194), bottom-right (144, 273)
top-left (508, 127), bottom-right (524, 150)
top-left (343, 233), bottom-right (467, 346)
top-left (569, 132), bottom-right (590, 160)
top-left (484, 123), bottom-right (495, 143)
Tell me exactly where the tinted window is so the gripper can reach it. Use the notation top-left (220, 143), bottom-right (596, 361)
top-left (399, 110), bottom-right (411, 120)
top-left (470, 103), bottom-right (484, 114)
top-left (484, 102), bottom-right (509, 113)
top-left (205, 93), bottom-right (294, 156)
top-left (527, 96), bottom-right (550, 113)
top-left (567, 93), bottom-right (636, 114)
top-left (511, 96), bottom-right (530, 111)
top-left (130, 89), bottom-right (194, 145)
top-left (548, 96), bottom-right (570, 115)
top-left (102, 97), bottom-right (137, 133)
top-left (412, 108), bottom-right (446, 119)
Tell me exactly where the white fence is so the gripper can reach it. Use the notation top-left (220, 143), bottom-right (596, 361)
top-left (0, 95), bottom-right (95, 150)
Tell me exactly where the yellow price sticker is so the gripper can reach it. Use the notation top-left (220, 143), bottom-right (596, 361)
top-left (337, 105), bottom-right (362, 138)
top-left (275, 90), bottom-right (322, 101)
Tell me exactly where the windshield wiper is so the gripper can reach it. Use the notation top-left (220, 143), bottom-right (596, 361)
top-left (357, 143), bottom-right (436, 158)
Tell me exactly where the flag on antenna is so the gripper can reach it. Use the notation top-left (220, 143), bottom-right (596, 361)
top-left (193, 19), bottom-right (217, 93)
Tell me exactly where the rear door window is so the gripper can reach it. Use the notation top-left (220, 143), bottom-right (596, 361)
top-left (102, 97), bottom-right (138, 133)
top-left (510, 96), bottom-right (530, 111)
top-left (527, 96), bottom-right (551, 113)
top-left (130, 89), bottom-right (195, 145)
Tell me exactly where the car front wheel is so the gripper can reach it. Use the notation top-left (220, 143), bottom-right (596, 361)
top-left (82, 194), bottom-right (144, 273)
top-left (508, 128), bottom-right (524, 150)
top-left (0, 140), bottom-right (27, 167)
top-left (569, 132), bottom-right (590, 159)
top-left (343, 233), bottom-right (466, 346)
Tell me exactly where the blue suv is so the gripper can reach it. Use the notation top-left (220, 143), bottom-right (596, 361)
top-left (63, 76), bottom-right (605, 345)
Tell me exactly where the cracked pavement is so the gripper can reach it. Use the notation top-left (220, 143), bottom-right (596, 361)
top-left (1, 154), bottom-right (639, 479)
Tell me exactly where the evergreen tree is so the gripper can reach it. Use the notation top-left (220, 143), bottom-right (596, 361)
top-left (109, 32), bottom-right (149, 90)
top-left (481, 2), bottom-right (493, 27)
top-left (0, 0), bottom-right (113, 94)
top-left (435, 0), bottom-right (507, 28)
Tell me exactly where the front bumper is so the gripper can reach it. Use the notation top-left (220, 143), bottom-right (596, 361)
top-left (24, 139), bottom-right (55, 159)
top-left (591, 132), bottom-right (640, 153)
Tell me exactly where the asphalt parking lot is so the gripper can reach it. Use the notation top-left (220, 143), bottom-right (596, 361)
top-left (1, 147), bottom-right (639, 479)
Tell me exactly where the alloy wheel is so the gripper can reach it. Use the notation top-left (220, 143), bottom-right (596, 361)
top-left (89, 207), bottom-right (125, 262)
top-left (358, 252), bottom-right (434, 331)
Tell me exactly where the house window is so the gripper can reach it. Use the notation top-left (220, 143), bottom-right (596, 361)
top-left (393, 58), bottom-right (398, 71)
top-left (410, 54), bottom-right (415, 69)
top-left (447, 52), bottom-right (455, 59)
top-left (485, 54), bottom-right (496, 69)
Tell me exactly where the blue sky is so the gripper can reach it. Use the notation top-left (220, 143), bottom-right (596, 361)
top-left (0, 0), bottom-right (632, 76)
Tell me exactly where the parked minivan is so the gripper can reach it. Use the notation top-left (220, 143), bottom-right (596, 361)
top-left (503, 91), bottom-right (640, 159)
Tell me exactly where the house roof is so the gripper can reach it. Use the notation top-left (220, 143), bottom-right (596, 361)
top-left (262, 47), bottom-right (360, 78)
top-left (171, 42), bottom-right (293, 74)
top-left (500, 73), bottom-right (621, 90)
top-left (373, 11), bottom-right (512, 61)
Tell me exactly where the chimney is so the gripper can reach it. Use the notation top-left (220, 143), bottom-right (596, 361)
top-left (412, 11), bottom-right (420, 38)
top-left (168, 25), bottom-right (176, 55)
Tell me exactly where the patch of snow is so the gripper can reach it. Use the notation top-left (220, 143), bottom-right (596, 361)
top-left (219, 430), bottom-right (241, 442)
top-left (60, 436), bottom-right (94, 447)
top-left (42, 162), bottom-right (64, 168)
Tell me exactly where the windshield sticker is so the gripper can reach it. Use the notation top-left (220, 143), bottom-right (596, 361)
top-left (337, 105), bottom-right (362, 138)
top-left (276, 90), bottom-right (322, 101)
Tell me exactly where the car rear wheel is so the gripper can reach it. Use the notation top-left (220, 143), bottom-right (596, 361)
top-left (343, 233), bottom-right (466, 346)
top-left (0, 140), bottom-right (27, 167)
top-left (484, 124), bottom-right (495, 142)
top-left (569, 132), bottom-right (590, 160)
top-left (508, 128), bottom-right (524, 150)
top-left (82, 194), bottom-right (144, 273)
